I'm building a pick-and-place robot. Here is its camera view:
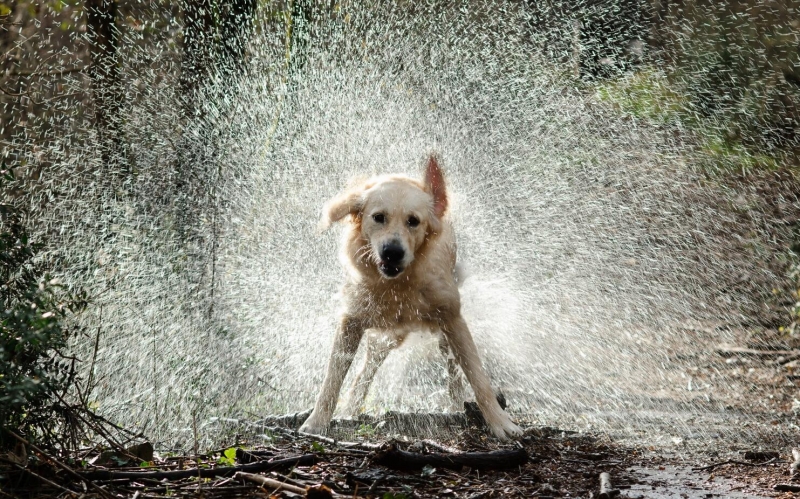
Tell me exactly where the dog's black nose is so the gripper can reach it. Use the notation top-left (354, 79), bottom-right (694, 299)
top-left (380, 242), bottom-right (405, 264)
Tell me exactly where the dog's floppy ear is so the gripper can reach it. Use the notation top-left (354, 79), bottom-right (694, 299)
top-left (319, 182), bottom-right (366, 231)
top-left (424, 153), bottom-right (447, 233)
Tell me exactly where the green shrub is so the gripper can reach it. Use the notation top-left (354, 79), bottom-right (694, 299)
top-left (0, 168), bottom-right (86, 447)
top-left (659, 1), bottom-right (800, 153)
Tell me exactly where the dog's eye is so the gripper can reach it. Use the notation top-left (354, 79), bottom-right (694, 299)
top-left (372, 213), bottom-right (385, 224)
top-left (407, 216), bottom-right (420, 228)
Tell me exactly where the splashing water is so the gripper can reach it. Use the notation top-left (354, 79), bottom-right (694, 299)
top-left (7, 1), bottom-right (800, 450)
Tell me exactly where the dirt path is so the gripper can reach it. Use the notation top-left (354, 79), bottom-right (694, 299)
top-left (5, 327), bottom-right (800, 497)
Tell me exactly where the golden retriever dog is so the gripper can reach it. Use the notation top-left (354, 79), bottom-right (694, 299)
top-left (299, 154), bottom-right (522, 440)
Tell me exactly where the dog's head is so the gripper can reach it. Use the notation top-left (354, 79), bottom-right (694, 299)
top-left (320, 154), bottom-right (448, 279)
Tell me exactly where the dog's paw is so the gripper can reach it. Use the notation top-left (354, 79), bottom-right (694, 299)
top-left (298, 421), bottom-right (326, 435)
top-left (299, 414), bottom-right (330, 436)
top-left (487, 415), bottom-right (523, 441)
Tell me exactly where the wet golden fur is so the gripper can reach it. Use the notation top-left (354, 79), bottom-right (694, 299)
top-left (300, 155), bottom-right (522, 440)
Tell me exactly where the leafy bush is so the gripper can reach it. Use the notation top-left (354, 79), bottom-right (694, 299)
top-left (595, 70), bottom-right (785, 176)
top-left (0, 168), bottom-right (86, 447)
top-left (659, 1), bottom-right (800, 153)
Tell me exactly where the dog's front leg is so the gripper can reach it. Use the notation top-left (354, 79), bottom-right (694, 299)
top-left (300, 316), bottom-right (365, 434)
top-left (441, 314), bottom-right (522, 440)
top-left (438, 334), bottom-right (466, 412)
top-left (342, 331), bottom-right (397, 416)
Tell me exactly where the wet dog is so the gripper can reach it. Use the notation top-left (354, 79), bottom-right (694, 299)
top-left (299, 154), bottom-right (522, 440)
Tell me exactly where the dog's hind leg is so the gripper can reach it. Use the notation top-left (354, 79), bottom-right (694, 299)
top-left (300, 316), bottom-right (365, 435)
top-left (440, 314), bottom-right (522, 440)
top-left (437, 333), bottom-right (466, 412)
top-left (342, 331), bottom-right (398, 416)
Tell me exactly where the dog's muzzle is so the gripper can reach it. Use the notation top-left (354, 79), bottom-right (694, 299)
top-left (378, 241), bottom-right (405, 278)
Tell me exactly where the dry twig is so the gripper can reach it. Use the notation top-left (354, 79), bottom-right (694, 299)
top-left (235, 472), bottom-right (338, 497)
top-left (775, 483), bottom-right (800, 492)
top-left (4, 430), bottom-right (115, 499)
top-left (599, 472), bottom-right (620, 498)
top-left (79, 453), bottom-right (319, 481)
top-left (693, 457), bottom-right (779, 472)
top-left (234, 472), bottom-right (308, 495)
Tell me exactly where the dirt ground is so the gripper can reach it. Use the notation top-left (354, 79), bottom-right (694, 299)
top-left (3, 414), bottom-right (799, 498)
top-left (3, 328), bottom-right (800, 498)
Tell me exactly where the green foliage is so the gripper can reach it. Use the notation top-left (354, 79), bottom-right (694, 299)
top-left (217, 447), bottom-right (237, 466)
top-left (596, 70), bottom-right (787, 176)
top-left (259, 428), bottom-right (276, 442)
top-left (355, 423), bottom-right (375, 437)
top-left (310, 441), bottom-right (325, 453)
top-left (694, 136), bottom-right (784, 176)
top-left (595, 69), bottom-right (688, 126)
top-left (0, 167), bottom-right (86, 447)
top-left (596, 4), bottom-right (800, 174)
top-left (595, 63), bottom-right (799, 331)
top-left (662, 2), bottom-right (800, 152)
top-left (421, 464), bottom-right (436, 477)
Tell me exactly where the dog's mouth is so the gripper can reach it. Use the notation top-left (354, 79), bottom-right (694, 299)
top-left (378, 261), bottom-right (404, 278)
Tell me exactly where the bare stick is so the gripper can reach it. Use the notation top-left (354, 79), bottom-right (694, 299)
top-left (418, 439), bottom-right (459, 454)
top-left (599, 472), bottom-right (620, 498)
top-left (4, 430), bottom-right (115, 499)
top-left (777, 354), bottom-right (800, 365)
top-left (775, 484), bottom-right (800, 492)
top-left (192, 411), bottom-right (199, 466)
top-left (269, 426), bottom-right (382, 451)
top-left (692, 458), bottom-right (779, 472)
top-left (79, 454), bottom-right (319, 480)
top-left (12, 463), bottom-right (76, 495)
top-left (234, 472), bottom-right (308, 495)
top-left (715, 346), bottom-right (799, 358)
top-left (83, 306), bottom-right (103, 405)
top-left (235, 472), bottom-right (339, 497)
top-left (52, 391), bottom-right (135, 459)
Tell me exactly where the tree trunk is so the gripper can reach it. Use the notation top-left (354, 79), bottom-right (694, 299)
top-left (218, 0), bottom-right (256, 81)
top-left (86, 0), bottom-right (122, 171)
top-left (176, 0), bottom-right (257, 316)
